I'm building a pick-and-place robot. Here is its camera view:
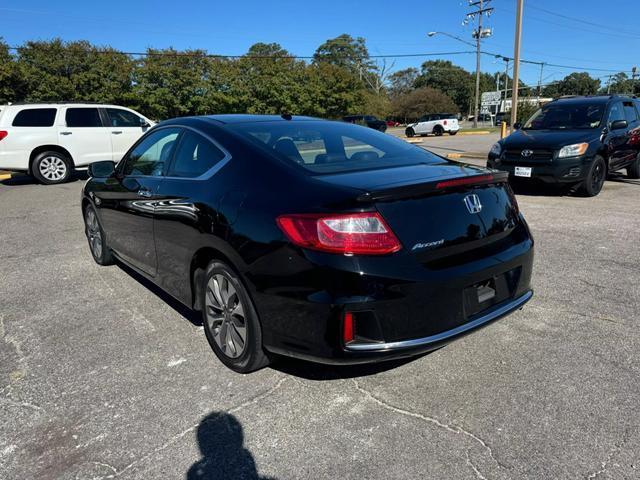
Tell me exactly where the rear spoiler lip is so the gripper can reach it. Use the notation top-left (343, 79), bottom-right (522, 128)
top-left (356, 171), bottom-right (510, 203)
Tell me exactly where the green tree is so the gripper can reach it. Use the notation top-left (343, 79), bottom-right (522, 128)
top-left (600, 72), bottom-right (640, 95)
top-left (543, 72), bottom-right (601, 97)
top-left (414, 60), bottom-right (474, 113)
top-left (0, 39), bottom-right (23, 103)
top-left (232, 43), bottom-right (312, 115)
top-left (390, 87), bottom-right (458, 123)
top-left (388, 68), bottom-right (419, 98)
top-left (306, 62), bottom-right (366, 118)
top-left (16, 39), bottom-right (134, 103)
top-left (132, 48), bottom-right (211, 119)
top-left (313, 34), bottom-right (374, 77)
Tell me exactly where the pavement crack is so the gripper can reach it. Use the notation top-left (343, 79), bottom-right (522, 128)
top-left (465, 450), bottom-right (488, 480)
top-left (100, 376), bottom-right (288, 479)
top-left (585, 429), bottom-right (630, 480)
top-left (352, 379), bottom-right (507, 471)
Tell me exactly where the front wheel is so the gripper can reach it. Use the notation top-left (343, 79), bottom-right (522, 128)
top-left (405, 127), bottom-right (415, 138)
top-left (627, 153), bottom-right (640, 179)
top-left (579, 156), bottom-right (606, 197)
top-left (32, 151), bottom-right (72, 184)
top-left (202, 261), bottom-right (270, 373)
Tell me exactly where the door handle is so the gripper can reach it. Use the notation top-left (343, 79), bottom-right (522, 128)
top-left (112, 131), bottom-right (123, 135)
top-left (138, 188), bottom-right (152, 198)
top-left (60, 131), bottom-right (72, 135)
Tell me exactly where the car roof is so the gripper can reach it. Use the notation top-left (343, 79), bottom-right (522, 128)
top-left (552, 95), bottom-right (634, 105)
top-left (1, 102), bottom-right (137, 109)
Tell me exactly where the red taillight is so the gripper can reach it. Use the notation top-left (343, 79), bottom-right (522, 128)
top-left (343, 312), bottom-right (354, 343)
top-left (436, 174), bottom-right (494, 189)
top-left (276, 212), bottom-right (402, 255)
top-left (0, 131), bottom-right (7, 141)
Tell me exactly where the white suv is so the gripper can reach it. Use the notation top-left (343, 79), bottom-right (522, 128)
top-left (405, 113), bottom-right (460, 138)
top-left (0, 103), bottom-right (155, 184)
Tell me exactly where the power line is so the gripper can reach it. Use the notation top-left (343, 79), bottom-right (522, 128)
top-left (526, 5), bottom-right (640, 38)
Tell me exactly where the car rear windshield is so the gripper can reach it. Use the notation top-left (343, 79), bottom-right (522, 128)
top-left (228, 120), bottom-right (442, 174)
top-left (12, 108), bottom-right (57, 127)
top-left (523, 102), bottom-right (605, 130)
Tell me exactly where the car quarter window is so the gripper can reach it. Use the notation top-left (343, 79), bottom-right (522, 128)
top-left (66, 108), bottom-right (102, 127)
top-left (167, 130), bottom-right (227, 178)
top-left (106, 108), bottom-right (142, 127)
top-left (623, 102), bottom-right (638, 123)
top-left (121, 128), bottom-right (180, 177)
top-left (12, 108), bottom-right (57, 127)
top-left (607, 102), bottom-right (625, 124)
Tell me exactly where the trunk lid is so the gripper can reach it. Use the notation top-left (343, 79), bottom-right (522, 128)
top-left (317, 163), bottom-right (523, 267)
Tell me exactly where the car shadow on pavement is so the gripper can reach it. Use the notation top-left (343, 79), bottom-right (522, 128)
top-left (270, 352), bottom-right (431, 381)
top-left (116, 262), bottom-right (203, 326)
top-left (607, 173), bottom-right (640, 186)
top-left (0, 171), bottom-right (88, 186)
top-left (187, 412), bottom-right (276, 480)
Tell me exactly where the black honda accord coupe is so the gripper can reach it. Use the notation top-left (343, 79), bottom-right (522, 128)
top-left (82, 114), bottom-right (534, 372)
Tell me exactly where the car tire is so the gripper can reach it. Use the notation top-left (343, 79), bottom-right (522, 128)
top-left (579, 156), bottom-right (606, 197)
top-left (83, 204), bottom-right (115, 266)
top-left (627, 153), bottom-right (640, 179)
top-left (433, 125), bottom-right (444, 136)
top-left (32, 151), bottom-right (73, 185)
top-left (449, 131), bottom-right (458, 136)
top-left (201, 260), bottom-right (270, 373)
top-left (405, 127), bottom-right (415, 138)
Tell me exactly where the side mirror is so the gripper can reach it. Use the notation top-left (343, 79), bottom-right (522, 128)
top-left (610, 119), bottom-right (628, 130)
top-left (513, 122), bottom-right (522, 130)
top-left (88, 160), bottom-right (115, 178)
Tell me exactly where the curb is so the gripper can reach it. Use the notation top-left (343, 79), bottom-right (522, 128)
top-left (447, 152), bottom-right (487, 160)
top-left (457, 131), bottom-right (492, 136)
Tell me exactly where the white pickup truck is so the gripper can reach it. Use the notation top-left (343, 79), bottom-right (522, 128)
top-left (405, 113), bottom-right (459, 137)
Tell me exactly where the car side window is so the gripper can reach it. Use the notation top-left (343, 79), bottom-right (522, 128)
top-left (122, 128), bottom-right (180, 177)
top-left (607, 102), bottom-right (625, 125)
top-left (106, 108), bottom-right (142, 127)
top-left (168, 130), bottom-right (226, 178)
top-left (623, 102), bottom-right (638, 123)
top-left (12, 108), bottom-right (57, 127)
top-left (66, 108), bottom-right (102, 127)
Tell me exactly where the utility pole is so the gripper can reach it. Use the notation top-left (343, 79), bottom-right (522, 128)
top-left (504, 57), bottom-right (510, 110)
top-left (466, 0), bottom-right (494, 129)
top-left (537, 62), bottom-right (545, 98)
top-left (510, 0), bottom-right (524, 129)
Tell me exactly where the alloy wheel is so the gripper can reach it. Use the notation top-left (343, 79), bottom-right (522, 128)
top-left (591, 161), bottom-right (604, 192)
top-left (39, 156), bottom-right (67, 181)
top-left (205, 273), bottom-right (247, 359)
top-left (85, 208), bottom-right (103, 259)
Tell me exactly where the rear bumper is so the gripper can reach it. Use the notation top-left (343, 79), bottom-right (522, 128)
top-left (487, 154), bottom-right (594, 184)
top-left (346, 290), bottom-right (532, 353)
top-left (250, 234), bottom-right (534, 365)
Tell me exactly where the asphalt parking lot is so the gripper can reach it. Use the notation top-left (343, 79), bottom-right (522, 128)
top-left (387, 127), bottom-right (499, 159)
top-left (1, 166), bottom-right (639, 479)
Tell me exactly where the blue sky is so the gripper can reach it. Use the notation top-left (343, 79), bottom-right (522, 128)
top-left (2, 0), bottom-right (638, 87)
